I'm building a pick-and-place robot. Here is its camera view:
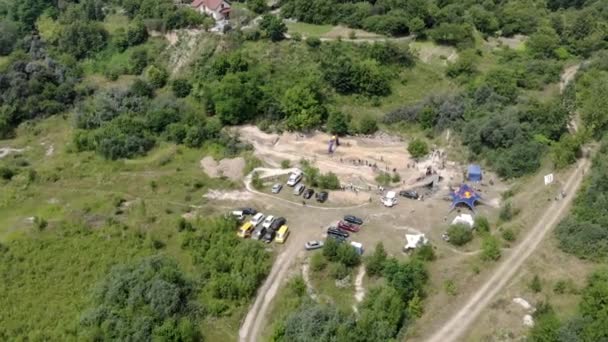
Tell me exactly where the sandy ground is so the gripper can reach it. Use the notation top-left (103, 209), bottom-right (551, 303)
top-left (486, 34), bottom-right (528, 50)
top-left (200, 156), bottom-right (245, 181)
top-left (236, 126), bottom-right (462, 194)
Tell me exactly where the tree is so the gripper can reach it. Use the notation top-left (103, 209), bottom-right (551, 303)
top-left (129, 48), bottom-right (149, 75)
top-left (213, 73), bottom-right (261, 125)
top-left (59, 21), bottom-right (108, 59)
top-left (247, 0), bottom-right (267, 14)
top-left (527, 26), bottom-right (561, 59)
top-left (408, 138), bottom-right (429, 159)
top-left (171, 79), bottom-right (193, 98)
top-left (326, 111), bottom-right (350, 135)
top-left (0, 20), bottom-right (20, 56)
top-left (358, 115), bottom-right (378, 134)
top-left (130, 79), bottom-right (154, 98)
top-left (145, 65), bottom-right (169, 89)
top-left (281, 83), bottom-right (326, 131)
top-left (447, 224), bottom-right (473, 246)
top-left (259, 14), bottom-right (287, 42)
top-left (581, 74), bottom-right (608, 137)
top-left (474, 216), bottom-right (490, 233)
top-left (365, 242), bottom-right (387, 277)
top-left (281, 304), bottom-right (349, 341)
top-left (79, 256), bottom-right (200, 341)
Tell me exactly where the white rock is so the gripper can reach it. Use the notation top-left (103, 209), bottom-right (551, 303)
top-left (523, 314), bottom-right (534, 327)
top-left (513, 297), bottom-right (532, 310)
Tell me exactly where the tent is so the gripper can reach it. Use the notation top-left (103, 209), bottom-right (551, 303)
top-left (452, 213), bottom-right (474, 228)
top-left (468, 164), bottom-right (482, 182)
top-left (450, 184), bottom-right (481, 210)
top-left (404, 233), bottom-right (429, 250)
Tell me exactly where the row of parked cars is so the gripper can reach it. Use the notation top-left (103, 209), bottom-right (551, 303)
top-left (305, 215), bottom-right (365, 254)
top-left (273, 169), bottom-right (329, 202)
top-left (232, 208), bottom-right (290, 244)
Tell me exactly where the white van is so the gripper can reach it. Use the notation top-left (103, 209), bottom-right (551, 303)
top-left (287, 170), bottom-right (303, 186)
top-left (231, 210), bottom-right (245, 221)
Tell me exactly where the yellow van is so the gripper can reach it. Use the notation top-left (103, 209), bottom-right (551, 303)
top-left (238, 222), bottom-right (254, 238)
top-left (275, 225), bottom-right (289, 244)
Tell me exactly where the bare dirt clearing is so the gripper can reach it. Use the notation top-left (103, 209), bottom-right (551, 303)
top-left (200, 156), bottom-right (245, 181)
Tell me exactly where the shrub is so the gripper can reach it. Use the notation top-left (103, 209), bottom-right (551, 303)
top-left (447, 224), bottom-right (473, 246)
top-left (305, 37), bottom-right (321, 48)
top-left (0, 167), bottom-right (15, 180)
top-left (171, 79), bottom-right (192, 98)
top-left (251, 171), bottom-right (264, 190)
top-left (499, 202), bottom-right (519, 221)
top-left (412, 244), bottom-right (436, 262)
top-left (501, 228), bottom-right (516, 242)
top-left (480, 234), bottom-right (501, 261)
top-left (310, 252), bottom-right (327, 272)
top-left (475, 216), bottom-right (490, 233)
top-left (365, 242), bottom-right (387, 277)
top-left (281, 160), bottom-right (291, 169)
top-left (408, 138), bottom-right (429, 159)
top-left (358, 115), bottom-right (378, 134)
top-left (375, 172), bottom-right (392, 186)
top-left (329, 262), bottom-right (349, 279)
top-left (146, 65), bottom-right (169, 89)
top-left (530, 275), bottom-right (542, 293)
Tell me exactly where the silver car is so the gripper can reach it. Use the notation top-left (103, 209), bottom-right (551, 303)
top-left (271, 183), bottom-right (283, 193)
top-left (305, 240), bottom-right (324, 250)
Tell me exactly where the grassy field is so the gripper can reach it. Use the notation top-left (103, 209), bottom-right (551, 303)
top-left (0, 115), bottom-right (256, 340)
top-left (286, 22), bottom-right (333, 37)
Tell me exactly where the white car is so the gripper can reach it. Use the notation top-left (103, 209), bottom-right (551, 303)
top-left (305, 240), bottom-right (324, 250)
top-left (382, 191), bottom-right (398, 207)
top-left (250, 212), bottom-right (265, 226)
top-left (262, 215), bottom-right (275, 229)
top-left (287, 171), bottom-right (303, 186)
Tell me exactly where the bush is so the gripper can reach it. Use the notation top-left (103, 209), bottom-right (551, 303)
top-left (305, 37), bottom-right (321, 48)
top-left (171, 79), bottom-right (192, 98)
top-left (530, 274), bottom-right (542, 293)
top-left (358, 115), bottom-right (378, 134)
top-left (0, 167), bottom-right (15, 180)
top-left (375, 172), bottom-right (392, 186)
top-left (365, 242), bottom-right (387, 277)
top-left (408, 138), bottom-right (429, 159)
top-left (412, 244), bottom-right (436, 262)
top-left (310, 252), bottom-right (327, 272)
top-left (251, 171), bottom-right (264, 190)
top-left (499, 202), bottom-right (519, 221)
top-left (281, 160), bottom-right (291, 169)
top-left (480, 234), bottom-right (501, 261)
top-left (329, 262), bottom-right (349, 279)
top-left (475, 216), bottom-right (490, 233)
top-left (146, 65), bottom-right (169, 89)
top-left (501, 228), bottom-right (516, 242)
top-left (447, 224), bottom-right (473, 246)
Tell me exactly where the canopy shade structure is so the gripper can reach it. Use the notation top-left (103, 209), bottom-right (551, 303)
top-left (467, 164), bottom-right (482, 182)
top-left (450, 184), bottom-right (481, 210)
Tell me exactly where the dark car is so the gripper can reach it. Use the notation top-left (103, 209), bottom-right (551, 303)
top-left (270, 217), bottom-right (287, 231)
top-left (344, 215), bottom-right (363, 226)
top-left (327, 227), bottom-right (349, 239)
top-left (399, 190), bottom-right (419, 200)
top-left (326, 234), bottom-right (346, 243)
top-left (316, 191), bottom-right (328, 203)
top-left (303, 189), bottom-right (314, 199)
top-left (262, 230), bottom-right (276, 243)
top-left (239, 207), bottom-right (258, 215)
top-left (338, 220), bottom-right (360, 233)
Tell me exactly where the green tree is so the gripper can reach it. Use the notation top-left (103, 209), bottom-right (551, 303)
top-left (527, 26), bottom-right (561, 58)
top-left (146, 65), bottom-right (169, 89)
top-left (408, 138), bottom-right (429, 159)
top-left (171, 78), bottom-right (193, 98)
top-left (358, 115), bottom-right (378, 134)
top-left (581, 74), bottom-right (608, 137)
top-left (59, 20), bottom-right (108, 59)
top-left (326, 111), bottom-right (350, 135)
top-left (474, 216), bottom-right (490, 233)
top-left (259, 14), bottom-right (287, 42)
top-left (213, 73), bottom-right (261, 125)
top-left (480, 234), bottom-right (501, 261)
top-left (129, 48), bottom-right (149, 75)
top-left (447, 224), bottom-right (473, 246)
top-left (281, 83), bottom-right (326, 131)
top-left (247, 0), bottom-right (267, 14)
top-left (365, 242), bottom-right (387, 277)
top-left (0, 20), bottom-right (20, 56)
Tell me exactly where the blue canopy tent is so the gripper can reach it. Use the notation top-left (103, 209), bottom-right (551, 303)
top-left (468, 164), bottom-right (482, 182)
top-left (450, 184), bottom-right (481, 211)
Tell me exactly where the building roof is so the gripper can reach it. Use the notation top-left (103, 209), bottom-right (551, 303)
top-left (405, 233), bottom-right (428, 249)
top-left (452, 213), bottom-right (474, 227)
top-left (192, 0), bottom-right (229, 10)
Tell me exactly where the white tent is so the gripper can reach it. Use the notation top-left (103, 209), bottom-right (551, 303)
top-left (404, 233), bottom-right (428, 250)
top-left (452, 213), bottom-right (474, 228)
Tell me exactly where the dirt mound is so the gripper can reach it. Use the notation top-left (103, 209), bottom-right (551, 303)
top-left (200, 156), bottom-right (245, 181)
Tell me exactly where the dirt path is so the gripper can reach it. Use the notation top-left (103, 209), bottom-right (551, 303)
top-left (427, 158), bottom-right (589, 342)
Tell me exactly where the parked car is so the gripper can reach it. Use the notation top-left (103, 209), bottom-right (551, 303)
top-left (252, 226), bottom-right (267, 240)
top-left (338, 220), bottom-right (360, 233)
top-left (262, 215), bottom-right (275, 229)
top-left (305, 240), bottom-right (324, 250)
top-left (270, 217), bottom-right (286, 231)
top-left (303, 188), bottom-right (314, 199)
top-left (326, 233), bottom-right (346, 243)
top-left (343, 215), bottom-right (363, 225)
top-left (239, 207), bottom-right (257, 215)
top-left (275, 225), bottom-right (290, 243)
top-left (271, 183), bottom-right (283, 194)
top-left (316, 191), bottom-right (328, 203)
top-left (382, 191), bottom-right (398, 207)
top-left (262, 230), bottom-right (276, 243)
top-left (237, 222), bottom-right (254, 238)
top-left (293, 183), bottom-right (305, 195)
top-left (231, 210), bottom-right (245, 221)
top-left (327, 227), bottom-right (349, 239)
top-left (399, 190), bottom-right (419, 199)
top-left (250, 212), bottom-right (265, 226)
top-left (286, 171), bottom-right (303, 186)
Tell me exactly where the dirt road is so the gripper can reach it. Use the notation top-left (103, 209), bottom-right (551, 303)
top-left (427, 158), bottom-right (589, 342)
